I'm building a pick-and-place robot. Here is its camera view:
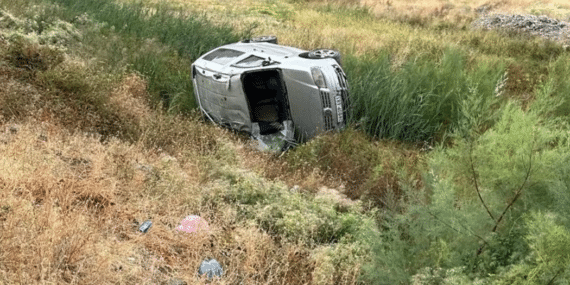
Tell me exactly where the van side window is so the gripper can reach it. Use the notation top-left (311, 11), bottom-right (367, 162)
top-left (203, 48), bottom-right (244, 65)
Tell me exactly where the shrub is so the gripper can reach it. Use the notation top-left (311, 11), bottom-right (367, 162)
top-left (285, 128), bottom-right (425, 210)
top-left (5, 36), bottom-right (65, 71)
top-left (313, 241), bottom-right (371, 285)
top-left (519, 211), bottom-right (570, 283)
top-left (285, 128), bottom-right (381, 197)
top-left (215, 169), bottom-right (374, 247)
top-left (488, 211), bottom-right (570, 284)
top-left (363, 102), bottom-right (570, 283)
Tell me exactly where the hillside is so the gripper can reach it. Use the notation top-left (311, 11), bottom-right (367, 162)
top-left (1, 0), bottom-right (570, 284)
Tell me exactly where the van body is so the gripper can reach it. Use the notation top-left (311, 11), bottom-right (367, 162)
top-left (191, 40), bottom-right (349, 151)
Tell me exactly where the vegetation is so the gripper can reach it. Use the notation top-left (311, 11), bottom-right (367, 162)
top-left (1, 0), bottom-right (570, 284)
top-left (346, 50), bottom-right (505, 141)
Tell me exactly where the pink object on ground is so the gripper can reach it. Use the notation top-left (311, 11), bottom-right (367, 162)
top-left (176, 215), bottom-right (210, 234)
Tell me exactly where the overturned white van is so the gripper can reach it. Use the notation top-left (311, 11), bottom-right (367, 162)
top-left (191, 36), bottom-right (349, 151)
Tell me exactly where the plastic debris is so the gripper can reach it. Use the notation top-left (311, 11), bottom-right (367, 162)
top-left (138, 220), bottom-right (152, 233)
top-left (176, 215), bottom-right (209, 234)
top-left (198, 258), bottom-right (223, 279)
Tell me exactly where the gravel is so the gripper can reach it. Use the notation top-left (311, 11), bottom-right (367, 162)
top-left (472, 13), bottom-right (570, 44)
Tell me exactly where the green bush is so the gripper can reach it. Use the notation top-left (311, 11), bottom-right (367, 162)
top-left (522, 211), bottom-right (570, 283)
top-left (363, 102), bottom-right (570, 283)
top-left (217, 170), bottom-right (374, 247)
top-left (313, 240), bottom-right (371, 285)
top-left (285, 128), bottom-right (424, 210)
top-left (208, 169), bottom-right (379, 284)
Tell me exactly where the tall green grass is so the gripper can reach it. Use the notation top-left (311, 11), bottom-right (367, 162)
top-left (50, 0), bottom-right (238, 58)
top-left (47, 0), bottom-right (241, 112)
top-left (532, 53), bottom-right (570, 122)
top-left (345, 49), bottom-right (505, 142)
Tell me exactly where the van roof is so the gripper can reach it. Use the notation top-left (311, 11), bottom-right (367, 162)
top-left (220, 42), bottom-right (306, 58)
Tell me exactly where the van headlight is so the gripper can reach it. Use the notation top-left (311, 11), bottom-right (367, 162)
top-left (311, 67), bottom-right (327, 89)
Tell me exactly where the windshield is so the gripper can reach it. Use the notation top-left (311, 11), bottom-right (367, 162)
top-left (233, 55), bottom-right (265, 68)
top-left (203, 48), bottom-right (244, 65)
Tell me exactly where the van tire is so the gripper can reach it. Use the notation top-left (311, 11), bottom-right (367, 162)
top-left (307, 49), bottom-right (342, 65)
top-left (251, 35), bottom-right (278, 44)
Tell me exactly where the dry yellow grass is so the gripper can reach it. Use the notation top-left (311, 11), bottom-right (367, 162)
top-left (130, 0), bottom-right (570, 61)
top-left (109, 73), bottom-right (153, 124)
top-left (363, 0), bottom-right (570, 18)
top-left (0, 47), bottom-right (318, 281)
top-left (0, 119), bottom-right (325, 284)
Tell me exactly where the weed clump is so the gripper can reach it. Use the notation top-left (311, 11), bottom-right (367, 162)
top-left (286, 128), bottom-right (424, 210)
top-left (5, 39), bottom-right (64, 71)
top-left (201, 168), bottom-right (378, 283)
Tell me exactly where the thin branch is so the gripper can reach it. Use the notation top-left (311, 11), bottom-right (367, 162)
top-left (427, 210), bottom-right (489, 247)
top-left (491, 143), bottom-right (533, 233)
top-left (547, 268), bottom-right (564, 285)
top-left (469, 141), bottom-right (495, 221)
top-left (478, 141), bottom-right (534, 256)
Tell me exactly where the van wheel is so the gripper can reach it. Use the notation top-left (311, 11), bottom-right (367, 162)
top-left (251, 35), bottom-right (278, 44)
top-left (308, 49), bottom-right (341, 65)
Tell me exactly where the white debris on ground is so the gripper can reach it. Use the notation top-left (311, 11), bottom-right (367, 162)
top-left (472, 13), bottom-right (570, 44)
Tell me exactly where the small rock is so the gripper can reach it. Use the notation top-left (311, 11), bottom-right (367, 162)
top-left (9, 125), bottom-right (18, 134)
top-left (290, 185), bottom-right (300, 193)
top-left (135, 163), bottom-right (159, 181)
top-left (475, 4), bottom-right (492, 15)
top-left (198, 259), bottom-right (223, 279)
top-left (161, 154), bottom-right (177, 164)
top-left (139, 220), bottom-right (152, 233)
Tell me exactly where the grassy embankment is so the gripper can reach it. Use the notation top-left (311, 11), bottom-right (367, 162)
top-left (2, 0), bottom-right (570, 284)
top-left (0, 0), bottom-right (376, 284)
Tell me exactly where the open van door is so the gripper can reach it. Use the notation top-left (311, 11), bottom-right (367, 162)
top-left (241, 69), bottom-right (295, 151)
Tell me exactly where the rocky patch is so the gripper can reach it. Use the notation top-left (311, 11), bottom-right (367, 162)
top-left (473, 13), bottom-right (570, 44)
